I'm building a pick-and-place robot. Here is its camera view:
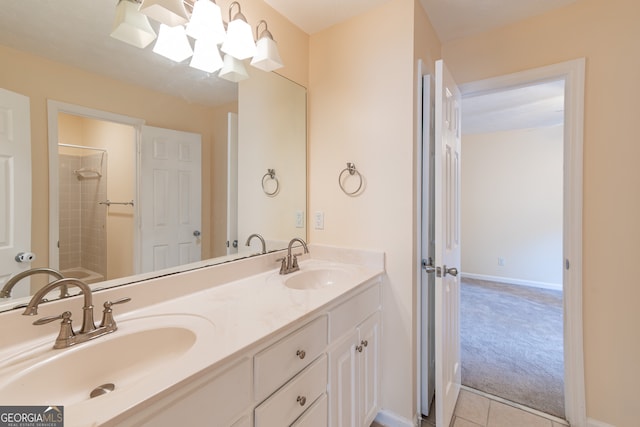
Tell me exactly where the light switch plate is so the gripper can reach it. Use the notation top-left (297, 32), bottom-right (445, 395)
top-left (295, 211), bottom-right (304, 228)
top-left (314, 211), bottom-right (324, 230)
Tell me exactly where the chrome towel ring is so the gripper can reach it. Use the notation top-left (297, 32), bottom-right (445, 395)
top-left (262, 168), bottom-right (279, 196)
top-left (339, 162), bottom-right (364, 196)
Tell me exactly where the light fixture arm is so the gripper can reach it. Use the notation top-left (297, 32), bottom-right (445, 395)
top-left (255, 19), bottom-right (274, 41)
top-left (228, 1), bottom-right (247, 22)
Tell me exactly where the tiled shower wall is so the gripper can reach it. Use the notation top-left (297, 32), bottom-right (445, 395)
top-left (58, 153), bottom-right (107, 278)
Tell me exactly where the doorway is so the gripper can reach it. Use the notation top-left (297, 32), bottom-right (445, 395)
top-left (48, 101), bottom-right (143, 281)
top-left (460, 79), bottom-right (565, 417)
top-left (419, 58), bottom-right (586, 426)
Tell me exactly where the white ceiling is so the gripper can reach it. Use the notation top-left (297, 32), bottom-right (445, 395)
top-left (265, 0), bottom-right (579, 41)
top-left (461, 80), bottom-right (565, 135)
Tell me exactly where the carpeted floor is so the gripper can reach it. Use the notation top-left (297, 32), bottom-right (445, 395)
top-left (460, 277), bottom-right (565, 418)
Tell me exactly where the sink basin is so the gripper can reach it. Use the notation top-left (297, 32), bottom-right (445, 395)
top-left (284, 267), bottom-right (355, 290)
top-left (0, 314), bottom-right (213, 406)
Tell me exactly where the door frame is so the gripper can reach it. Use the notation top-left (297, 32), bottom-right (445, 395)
top-left (47, 100), bottom-right (144, 272)
top-left (417, 58), bottom-right (585, 425)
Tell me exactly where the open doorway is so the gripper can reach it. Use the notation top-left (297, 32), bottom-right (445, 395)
top-left (419, 58), bottom-right (586, 426)
top-left (460, 79), bottom-right (565, 417)
top-left (47, 101), bottom-right (143, 282)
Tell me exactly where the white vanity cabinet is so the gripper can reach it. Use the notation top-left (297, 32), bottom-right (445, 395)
top-left (105, 279), bottom-right (381, 427)
top-left (328, 285), bottom-right (381, 427)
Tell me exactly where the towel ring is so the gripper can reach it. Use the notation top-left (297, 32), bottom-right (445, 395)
top-left (262, 169), bottom-right (279, 196)
top-left (338, 162), bottom-right (363, 196)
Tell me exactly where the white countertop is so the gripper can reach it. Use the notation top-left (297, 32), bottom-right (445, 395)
top-left (0, 246), bottom-right (384, 426)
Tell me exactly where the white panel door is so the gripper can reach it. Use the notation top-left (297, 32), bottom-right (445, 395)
top-left (434, 60), bottom-right (462, 427)
top-left (0, 89), bottom-right (31, 297)
top-left (140, 126), bottom-right (201, 273)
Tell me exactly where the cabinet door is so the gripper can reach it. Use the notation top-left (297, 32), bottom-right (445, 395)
top-left (329, 329), bottom-right (358, 427)
top-left (358, 312), bottom-right (380, 427)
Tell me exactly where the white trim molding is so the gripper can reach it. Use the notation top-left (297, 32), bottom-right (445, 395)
top-left (588, 419), bottom-right (616, 427)
top-left (374, 409), bottom-right (415, 427)
top-left (459, 58), bottom-right (586, 427)
top-left (461, 272), bottom-right (562, 291)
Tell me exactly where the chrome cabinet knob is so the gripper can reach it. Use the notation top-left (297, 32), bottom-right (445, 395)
top-left (297, 395), bottom-right (307, 406)
top-left (296, 349), bottom-right (306, 360)
top-left (361, 340), bottom-right (368, 348)
top-left (356, 344), bottom-right (363, 353)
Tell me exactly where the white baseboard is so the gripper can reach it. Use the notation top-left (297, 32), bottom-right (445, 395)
top-left (461, 272), bottom-right (562, 291)
top-left (587, 418), bottom-right (616, 427)
top-left (374, 409), bottom-right (415, 427)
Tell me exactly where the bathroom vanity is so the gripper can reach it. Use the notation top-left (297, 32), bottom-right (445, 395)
top-left (0, 245), bottom-right (384, 427)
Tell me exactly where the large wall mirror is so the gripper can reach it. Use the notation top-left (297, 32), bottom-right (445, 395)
top-left (0, 1), bottom-right (306, 312)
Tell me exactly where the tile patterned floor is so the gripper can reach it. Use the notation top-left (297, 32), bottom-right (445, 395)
top-left (373, 388), bottom-right (568, 427)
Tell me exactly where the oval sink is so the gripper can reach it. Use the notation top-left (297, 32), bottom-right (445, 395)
top-left (284, 267), bottom-right (354, 290)
top-left (0, 314), bottom-right (212, 406)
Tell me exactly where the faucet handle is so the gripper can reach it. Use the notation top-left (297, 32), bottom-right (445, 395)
top-left (103, 297), bottom-right (132, 309)
top-left (33, 310), bottom-right (72, 326)
top-left (100, 297), bottom-right (131, 329)
top-left (34, 311), bottom-right (75, 349)
top-left (276, 257), bottom-right (288, 274)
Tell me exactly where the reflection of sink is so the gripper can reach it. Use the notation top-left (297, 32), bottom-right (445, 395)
top-left (0, 315), bottom-right (212, 406)
top-left (284, 268), bottom-right (354, 290)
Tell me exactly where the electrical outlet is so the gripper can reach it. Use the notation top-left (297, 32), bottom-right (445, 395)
top-left (314, 211), bottom-right (324, 230)
top-left (295, 211), bottom-right (304, 228)
top-left (498, 257), bottom-right (505, 266)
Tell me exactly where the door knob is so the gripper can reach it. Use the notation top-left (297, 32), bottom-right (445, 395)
top-left (443, 265), bottom-right (458, 277)
top-left (193, 230), bottom-right (201, 237)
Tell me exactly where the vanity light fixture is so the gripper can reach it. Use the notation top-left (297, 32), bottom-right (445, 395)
top-left (190, 38), bottom-right (224, 73)
top-left (250, 20), bottom-right (283, 72)
top-left (152, 24), bottom-right (194, 62)
top-left (110, 0), bottom-right (157, 48)
top-left (185, 0), bottom-right (226, 44)
top-left (220, 2), bottom-right (256, 60)
top-left (139, 0), bottom-right (190, 27)
top-left (218, 53), bottom-right (249, 82)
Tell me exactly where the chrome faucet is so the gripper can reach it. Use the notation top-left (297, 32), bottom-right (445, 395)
top-left (22, 278), bottom-right (130, 349)
top-left (278, 238), bottom-right (309, 275)
top-left (245, 233), bottom-right (267, 254)
top-left (1, 267), bottom-right (65, 299)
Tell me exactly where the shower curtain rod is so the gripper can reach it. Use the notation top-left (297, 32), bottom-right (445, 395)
top-left (58, 143), bottom-right (107, 152)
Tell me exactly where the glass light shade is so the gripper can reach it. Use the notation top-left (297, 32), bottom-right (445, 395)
top-left (218, 54), bottom-right (248, 82)
top-left (250, 37), bottom-right (283, 72)
top-left (189, 39), bottom-right (224, 73)
top-left (185, 0), bottom-right (225, 44)
top-left (220, 18), bottom-right (256, 60)
top-left (152, 24), bottom-right (193, 62)
top-left (110, 0), bottom-right (157, 48)
top-left (140, 0), bottom-right (189, 27)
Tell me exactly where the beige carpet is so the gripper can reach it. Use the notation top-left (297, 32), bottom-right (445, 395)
top-left (460, 278), bottom-right (564, 418)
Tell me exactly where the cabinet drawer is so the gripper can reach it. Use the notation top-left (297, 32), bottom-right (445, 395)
top-left (330, 283), bottom-right (380, 342)
top-left (254, 315), bottom-right (328, 400)
top-left (291, 393), bottom-right (328, 427)
top-left (254, 355), bottom-right (327, 427)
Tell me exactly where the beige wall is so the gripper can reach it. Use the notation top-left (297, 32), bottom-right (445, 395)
top-left (309, 0), bottom-right (441, 421)
top-left (462, 126), bottom-right (563, 287)
top-left (238, 67), bottom-right (306, 247)
top-left (443, 0), bottom-right (640, 424)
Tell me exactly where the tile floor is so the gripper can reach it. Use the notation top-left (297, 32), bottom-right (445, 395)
top-left (373, 388), bottom-right (568, 427)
